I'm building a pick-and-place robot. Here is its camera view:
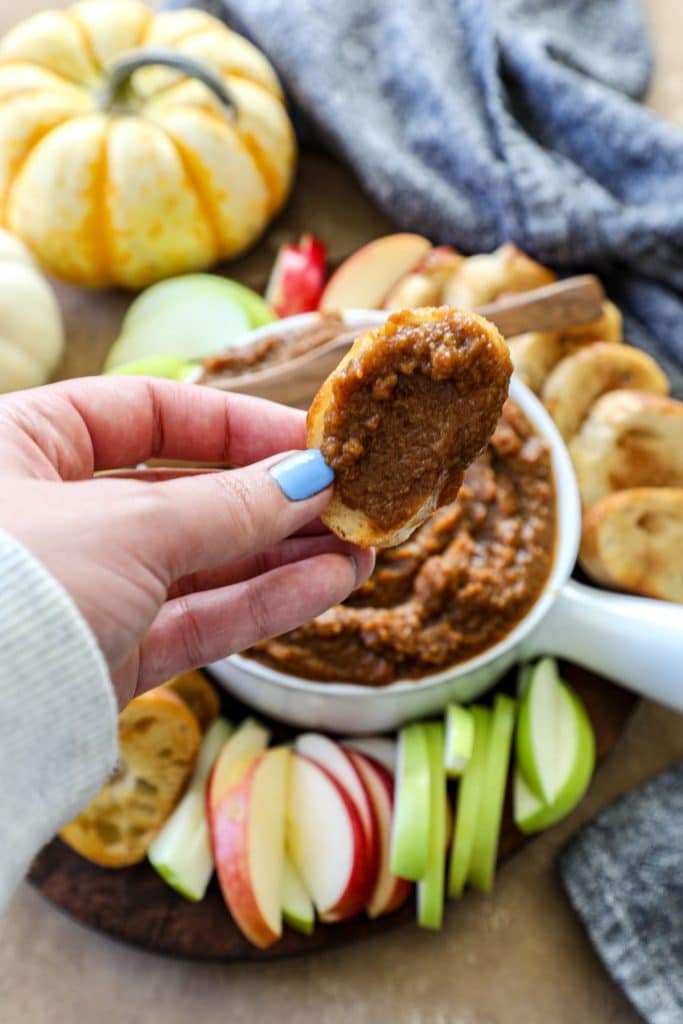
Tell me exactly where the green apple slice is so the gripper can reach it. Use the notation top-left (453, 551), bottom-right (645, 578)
top-left (517, 661), bottom-right (534, 698)
top-left (467, 694), bottom-right (516, 892)
top-left (517, 657), bottom-right (593, 806)
top-left (104, 355), bottom-right (199, 381)
top-left (390, 722), bottom-right (431, 881)
top-left (514, 683), bottom-right (595, 834)
top-left (282, 853), bottom-right (315, 935)
top-left (148, 717), bottom-right (233, 901)
top-left (105, 283), bottom-right (257, 371)
top-left (123, 274), bottom-right (277, 334)
top-left (448, 706), bottom-right (490, 898)
top-left (444, 704), bottom-right (474, 778)
top-left (417, 722), bottom-right (447, 929)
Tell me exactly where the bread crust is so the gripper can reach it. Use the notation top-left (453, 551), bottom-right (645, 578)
top-left (542, 342), bottom-right (668, 440)
top-left (580, 487), bottom-right (683, 603)
top-left (569, 390), bottom-right (683, 507)
top-left (60, 688), bottom-right (201, 867)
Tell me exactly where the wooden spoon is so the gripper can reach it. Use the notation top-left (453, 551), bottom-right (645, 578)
top-left (206, 273), bottom-right (605, 409)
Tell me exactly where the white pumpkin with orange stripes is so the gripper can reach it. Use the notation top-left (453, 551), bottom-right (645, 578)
top-left (0, 0), bottom-right (296, 287)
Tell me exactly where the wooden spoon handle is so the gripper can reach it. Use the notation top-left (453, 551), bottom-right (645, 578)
top-left (478, 275), bottom-right (605, 337)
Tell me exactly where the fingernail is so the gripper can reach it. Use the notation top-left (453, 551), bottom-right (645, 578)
top-left (269, 449), bottom-right (335, 501)
top-left (347, 554), bottom-right (358, 588)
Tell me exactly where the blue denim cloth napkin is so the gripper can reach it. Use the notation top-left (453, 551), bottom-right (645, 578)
top-left (173, 0), bottom-right (683, 393)
top-left (559, 762), bottom-right (683, 1024)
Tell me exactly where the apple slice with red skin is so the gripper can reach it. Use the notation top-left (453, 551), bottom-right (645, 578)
top-left (319, 233), bottom-right (431, 311)
top-left (341, 737), bottom-right (397, 774)
top-left (209, 746), bottom-right (289, 950)
top-left (265, 234), bottom-right (326, 317)
top-left (346, 751), bottom-right (412, 918)
top-left (286, 752), bottom-right (369, 922)
top-left (294, 733), bottom-right (379, 900)
top-left (206, 719), bottom-right (270, 813)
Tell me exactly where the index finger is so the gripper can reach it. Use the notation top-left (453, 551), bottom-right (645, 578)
top-left (7, 376), bottom-right (307, 476)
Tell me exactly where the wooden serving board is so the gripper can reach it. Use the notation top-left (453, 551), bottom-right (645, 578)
top-left (28, 664), bottom-right (636, 962)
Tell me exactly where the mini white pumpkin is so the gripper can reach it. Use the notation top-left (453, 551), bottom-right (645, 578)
top-left (0, 228), bottom-right (64, 392)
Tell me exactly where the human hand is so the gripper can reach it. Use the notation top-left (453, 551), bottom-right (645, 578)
top-left (0, 377), bottom-right (374, 708)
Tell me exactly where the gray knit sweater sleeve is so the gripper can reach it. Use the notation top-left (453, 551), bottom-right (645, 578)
top-left (0, 529), bottom-right (118, 910)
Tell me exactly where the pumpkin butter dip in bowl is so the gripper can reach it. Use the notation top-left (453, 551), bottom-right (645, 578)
top-left (207, 310), bottom-right (683, 731)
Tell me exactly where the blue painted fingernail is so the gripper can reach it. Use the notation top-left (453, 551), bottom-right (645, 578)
top-left (269, 449), bottom-right (335, 500)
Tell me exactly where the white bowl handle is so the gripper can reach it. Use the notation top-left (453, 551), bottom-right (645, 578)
top-left (525, 579), bottom-right (683, 712)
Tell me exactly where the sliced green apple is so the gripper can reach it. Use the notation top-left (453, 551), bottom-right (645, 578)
top-left (282, 853), bottom-right (315, 935)
top-left (105, 275), bottom-right (271, 370)
top-left (148, 717), bottom-right (232, 900)
top-left (516, 657), bottom-right (593, 806)
top-left (467, 694), bottom-right (516, 892)
top-left (516, 661), bottom-right (534, 698)
top-left (448, 706), bottom-right (490, 898)
top-left (390, 722), bottom-right (431, 881)
top-left (123, 274), bottom-right (276, 334)
top-left (416, 722), bottom-right (447, 929)
top-left (444, 704), bottom-right (474, 778)
top-left (104, 354), bottom-right (199, 381)
top-left (514, 683), bottom-right (595, 834)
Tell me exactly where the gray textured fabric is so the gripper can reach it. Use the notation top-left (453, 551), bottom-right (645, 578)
top-left (559, 763), bottom-right (683, 1024)
top-left (178, 0), bottom-right (683, 393)
top-left (0, 529), bottom-right (117, 910)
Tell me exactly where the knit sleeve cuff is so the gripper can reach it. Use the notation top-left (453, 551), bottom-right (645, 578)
top-left (0, 529), bottom-right (118, 910)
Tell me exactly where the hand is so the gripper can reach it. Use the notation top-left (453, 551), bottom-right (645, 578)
top-left (0, 377), bottom-right (374, 708)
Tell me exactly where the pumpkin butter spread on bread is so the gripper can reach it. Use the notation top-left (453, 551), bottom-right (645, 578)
top-left (307, 307), bottom-right (512, 548)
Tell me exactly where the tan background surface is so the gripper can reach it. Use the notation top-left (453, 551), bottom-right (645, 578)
top-left (1, 2), bottom-right (682, 1022)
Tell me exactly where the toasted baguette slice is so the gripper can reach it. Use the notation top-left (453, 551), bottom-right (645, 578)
top-left (382, 247), bottom-right (464, 310)
top-left (307, 306), bottom-right (512, 548)
top-left (165, 671), bottom-right (220, 731)
top-left (60, 688), bottom-right (201, 867)
top-left (580, 488), bottom-right (683, 603)
top-left (443, 243), bottom-right (555, 308)
top-left (570, 390), bottom-right (683, 507)
top-left (508, 331), bottom-right (564, 394)
top-left (543, 343), bottom-right (668, 440)
top-left (508, 301), bottom-right (623, 395)
top-left (555, 299), bottom-right (623, 348)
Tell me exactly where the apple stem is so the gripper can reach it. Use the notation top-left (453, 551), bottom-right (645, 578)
top-left (99, 48), bottom-right (238, 118)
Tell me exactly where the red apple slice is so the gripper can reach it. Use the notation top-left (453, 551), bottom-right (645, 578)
top-left (341, 736), bottom-right (397, 774)
top-left (286, 752), bottom-right (368, 922)
top-left (210, 746), bottom-right (289, 950)
top-left (294, 733), bottom-right (379, 896)
top-left (319, 233), bottom-right (431, 312)
top-left (207, 718), bottom-right (270, 812)
top-left (347, 751), bottom-right (412, 918)
top-left (265, 234), bottom-right (326, 317)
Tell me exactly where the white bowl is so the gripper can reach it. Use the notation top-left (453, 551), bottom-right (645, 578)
top-left (207, 314), bottom-right (683, 730)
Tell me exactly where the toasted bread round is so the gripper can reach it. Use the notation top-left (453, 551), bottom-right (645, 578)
top-left (382, 247), bottom-right (464, 310)
top-left (508, 301), bottom-right (624, 395)
top-left (569, 390), bottom-right (683, 507)
top-left (443, 243), bottom-right (556, 307)
top-left (60, 688), bottom-right (201, 867)
top-left (307, 307), bottom-right (512, 548)
top-left (580, 488), bottom-right (683, 603)
top-left (543, 343), bottom-right (669, 440)
top-left (164, 671), bottom-right (220, 731)
top-left (508, 331), bottom-right (564, 394)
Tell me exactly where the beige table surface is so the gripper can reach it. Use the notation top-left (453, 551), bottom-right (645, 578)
top-left (1, 2), bottom-right (682, 1023)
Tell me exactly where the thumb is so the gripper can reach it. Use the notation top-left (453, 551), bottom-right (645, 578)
top-left (151, 449), bottom-right (338, 580)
